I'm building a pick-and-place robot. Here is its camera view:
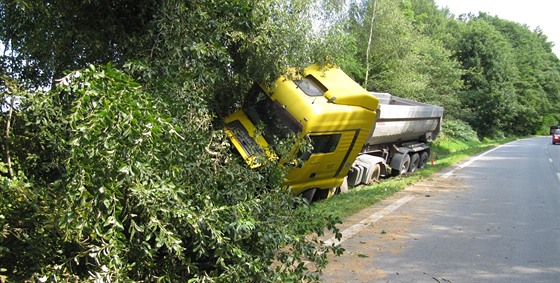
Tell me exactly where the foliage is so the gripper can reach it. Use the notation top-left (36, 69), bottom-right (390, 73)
top-left (347, 0), bottom-right (418, 90)
top-left (346, 0), bottom-right (464, 116)
top-left (540, 113), bottom-right (560, 135)
top-left (483, 15), bottom-right (560, 136)
top-left (0, 165), bottom-right (49, 281)
top-left (439, 119), bottom-right (479, 142)
top-left (344, 0), bottom-right (560, 138)
top-left (452, 16), bottom-right (518, 138)
top-left (3, 0), bottom-right (560, 280)
top-left (3, 0), bottom-right (560, 138)
top-left (131, 0), bottom-right (355, 120)
top-left (0, 0), bottom-right (158, 88)
top-left (452, 13), bottom-right (560, 137)
top-left (1, 1), bottom-right (353, 281)
top-left (0, 65), bottom-right (342, 281)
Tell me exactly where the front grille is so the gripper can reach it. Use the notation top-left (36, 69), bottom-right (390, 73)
top-left (226, 120), bottom-right (263, 157)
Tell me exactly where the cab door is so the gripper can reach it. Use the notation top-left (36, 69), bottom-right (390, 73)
top-left (284, 130), bottom-right (359, 187)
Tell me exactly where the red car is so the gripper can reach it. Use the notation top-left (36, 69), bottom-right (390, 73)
top-left (553, 129), bottom-right (560, 144)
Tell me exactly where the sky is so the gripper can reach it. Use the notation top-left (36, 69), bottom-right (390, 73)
top-left (434, 0), bottom-right (560, 56)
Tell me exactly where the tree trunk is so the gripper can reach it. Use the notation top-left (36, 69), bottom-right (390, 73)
top-left (3, 91), bottom-right (16, 179)
top-left (364, 0), bottom-right (378, 89)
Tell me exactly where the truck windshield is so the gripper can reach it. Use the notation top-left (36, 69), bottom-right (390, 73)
top-left (244, 85), bottom-right (302, 146)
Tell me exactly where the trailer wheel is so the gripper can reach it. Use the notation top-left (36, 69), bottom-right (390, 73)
top-left (418, 151), bottom-right (429, 169)
top-left (391, 153), bottom-right (410, 176)
top-left (365, 163), bottom-right (381, 185)
top-left (409, 153), bottom-right (420, 173)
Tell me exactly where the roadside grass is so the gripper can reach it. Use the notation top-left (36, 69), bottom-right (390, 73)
top-left (306, 136), bottom-right (518, 222)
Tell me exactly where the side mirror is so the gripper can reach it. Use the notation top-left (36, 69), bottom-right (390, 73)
top-left (299, 151), bottom-right (311, 161)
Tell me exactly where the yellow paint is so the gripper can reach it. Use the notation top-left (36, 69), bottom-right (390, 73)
top-left (224, 64), bottom-right (379, 198)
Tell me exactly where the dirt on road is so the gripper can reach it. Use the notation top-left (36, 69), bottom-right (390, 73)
top-left (319, 175), bottom-right (465, 282)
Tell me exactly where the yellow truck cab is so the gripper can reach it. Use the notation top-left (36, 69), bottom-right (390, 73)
top-left (224, 65), bottom-right (379, 201)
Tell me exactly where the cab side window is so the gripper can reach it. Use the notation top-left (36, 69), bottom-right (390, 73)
top-left (310, 134), bottom-right (341, 154)
top-left (300, 134), bottom-right (341, 161)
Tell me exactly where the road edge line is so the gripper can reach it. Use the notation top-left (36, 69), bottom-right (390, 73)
top-left (441, 145), bottom-right (504, 179)
top-left (323, 195), bottom-right (415, 247)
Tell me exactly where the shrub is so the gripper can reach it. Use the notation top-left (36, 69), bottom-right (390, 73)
top-left (0, 65), bottom-right (341, 282)
top-left (440, 119), bottom-right (479, 142)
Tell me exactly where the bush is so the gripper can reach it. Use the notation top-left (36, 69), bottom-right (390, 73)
top-left (0, 65), bottom-right (341, 282)
top-left (440, 119), bottom-right (479, 142)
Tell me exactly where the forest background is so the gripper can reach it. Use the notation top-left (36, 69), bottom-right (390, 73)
top-left (1, 0), bottom-right (560, 282)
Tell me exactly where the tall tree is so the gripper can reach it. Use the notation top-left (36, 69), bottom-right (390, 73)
top-left (408, 0), bottom-right (464, 116)
top-left (453, 15), bottom-right (518, 137)
top-left (1, 0), bottom-right (350, 281)
top-left (345, 0), bottom-right (463, 115)
top-left (449, 12), bottom-right (560, 137)
top-left (348, 0), bottom-right (417, 92)
top-left (481, 14), bottom-right (560, 135)
top-left (0, 0), bottom-right (158, 88)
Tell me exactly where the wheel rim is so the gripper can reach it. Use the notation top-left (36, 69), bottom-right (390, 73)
top-left (366, 164), bottom-right (381, 184)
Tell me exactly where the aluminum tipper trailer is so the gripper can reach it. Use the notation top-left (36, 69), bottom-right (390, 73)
top-left (346, 92), bottom-right (444, 188)
top-left (224, 65), bottom-right (443, 201)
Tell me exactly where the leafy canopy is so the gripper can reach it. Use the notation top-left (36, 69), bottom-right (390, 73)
top-left (1, 64), bottom-right (342, 281)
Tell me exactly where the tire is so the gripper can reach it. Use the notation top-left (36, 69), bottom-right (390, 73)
top-left (365, 163), bottom-right (381, 185)
top-left (409, 153), bottom-right (420, 173)
top-left (301, 188), bottom-right (316, 203)
top-left (392, 153), bottom-right (411, 176)
top-left (418, 151), bottom-right (429, 169)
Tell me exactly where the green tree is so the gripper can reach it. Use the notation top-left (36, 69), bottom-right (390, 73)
top-left (482, 15), bottom-right (560, 135)
top-left (450, 13), bottom-right (560, 137)
top-left (347, 0), bottom-right (416, 91)
top-left (345, 0), bottom-right (463, 115)
top-left (453, 16), bottom-right (518, 138)
top-left (1, 65), bottom-right (342, 281)
top-left (1, 0), bottom-right (350, 281)
top-left (408, 0), bottom-right (464, 116)
top-left (0, 0), bottom-right (158, 88)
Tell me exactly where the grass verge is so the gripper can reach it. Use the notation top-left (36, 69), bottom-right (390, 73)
top-left (306, 136), bottom-right (518, 222)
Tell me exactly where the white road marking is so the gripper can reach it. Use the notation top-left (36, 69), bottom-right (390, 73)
top-left (442, 145), bottom-right (503, 179)
top-left (324, 140), bottom-right (557, 247)
top-left (323, 195), bottom-right (415, 247)
top-left (549, 158), bottom-right (553, 163)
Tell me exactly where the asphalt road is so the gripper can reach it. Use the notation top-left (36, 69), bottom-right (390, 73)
top-left (321, 136), bottom-right (560, 282)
